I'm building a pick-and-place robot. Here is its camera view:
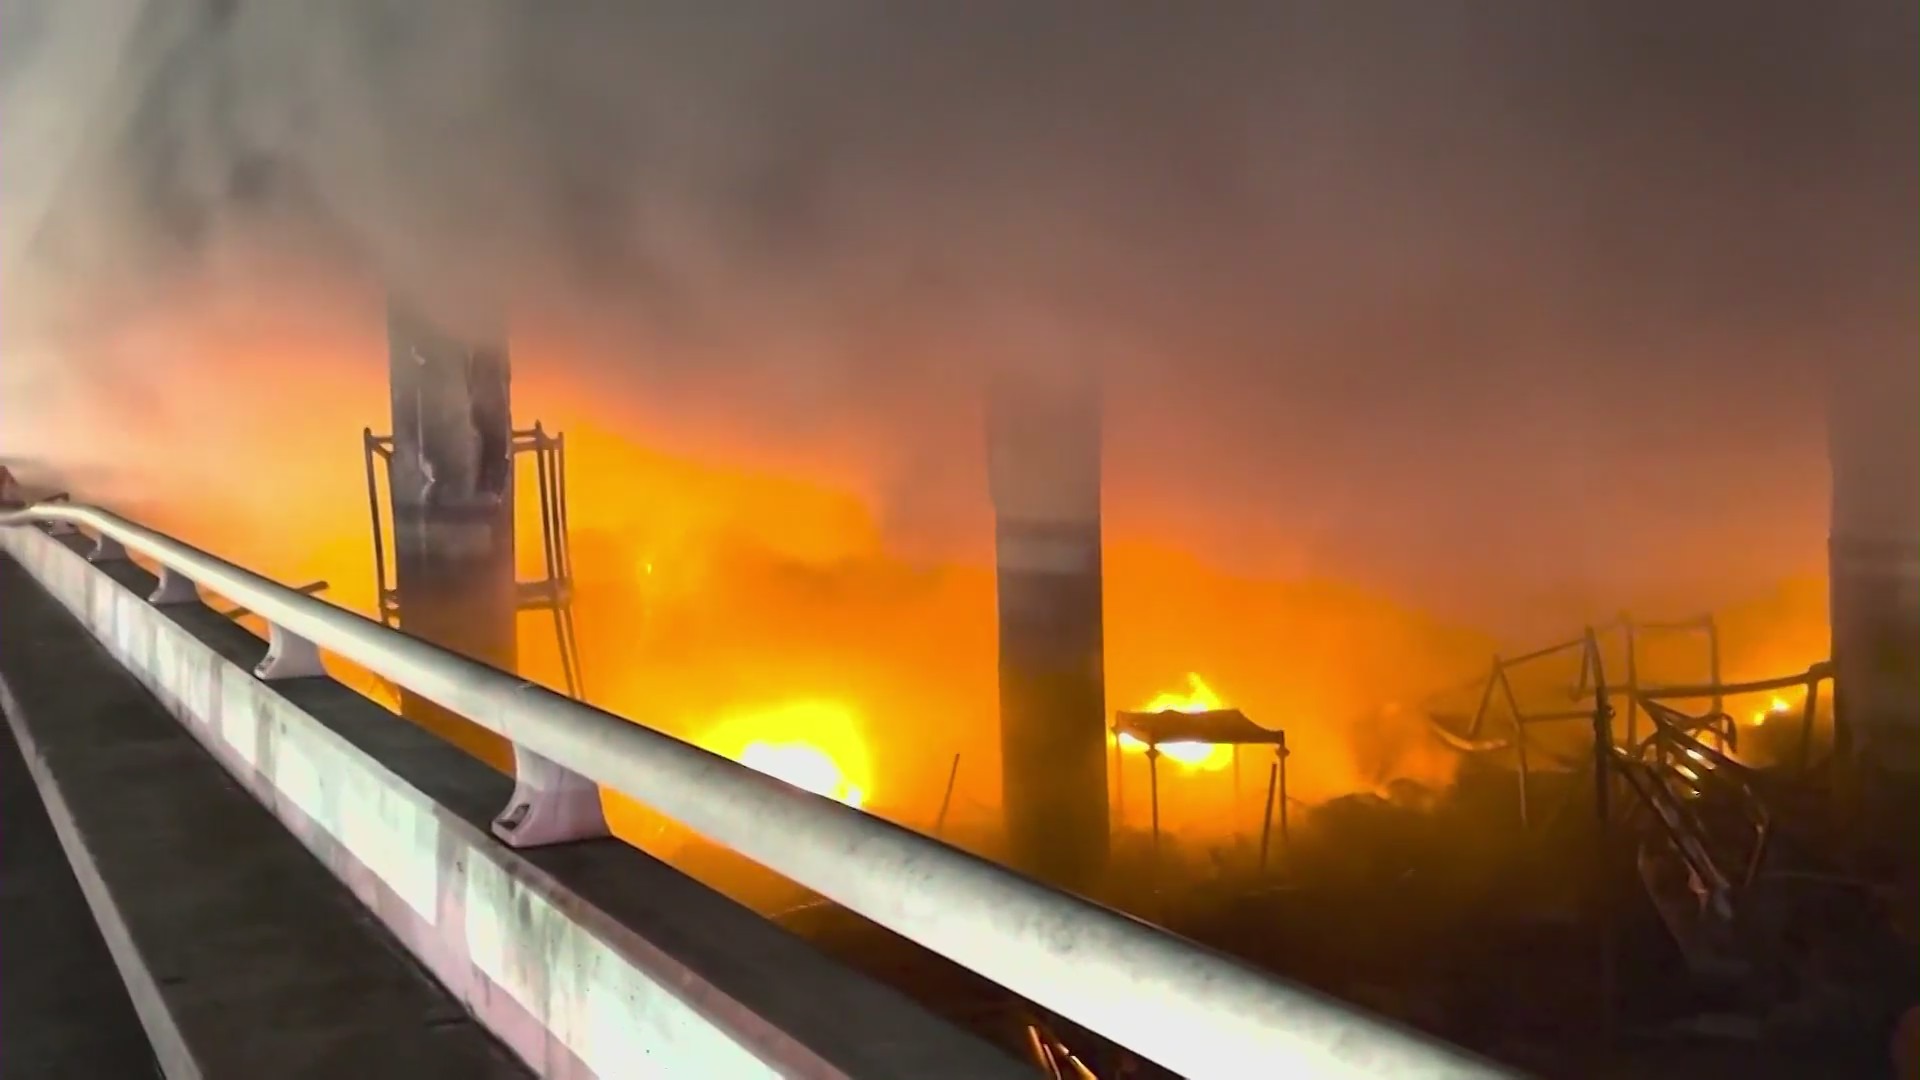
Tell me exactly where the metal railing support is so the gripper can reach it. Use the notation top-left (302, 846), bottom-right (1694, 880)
top-left (89, 533), bottom-right (127, 562)
top-left (148, 566), bottom-right (200, 606)
top-left (493, 743), bottom-right (612, 848)
top-left (256, 623), bottom-right (326, 681)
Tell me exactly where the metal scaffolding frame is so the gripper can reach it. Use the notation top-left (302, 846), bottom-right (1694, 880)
top-left (361, 421), bottom-right (583, 700)
top-left (1427, 615), bottom-right (1727, 828)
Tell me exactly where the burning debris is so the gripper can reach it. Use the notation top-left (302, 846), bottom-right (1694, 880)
top-left (701, 699), bottom-right (875, 811)
top-left (1114, 673), bottom-right (1236, 770)
top-left (741, 741), bottom-right (868, 809)
top-left (1112, 681), bottom-right (1291, 866)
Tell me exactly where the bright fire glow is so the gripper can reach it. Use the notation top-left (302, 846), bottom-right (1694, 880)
top-left (1751, 694), bottom-right (1793, 727)
top-left (1116, 672), bottom-right (1235, 770)
top-left (700, 699), bottom-right (874, 810)
top-left (742, 741), bottom-right (866, 808)
top-left (26, 299), bottom-right (1842, 856)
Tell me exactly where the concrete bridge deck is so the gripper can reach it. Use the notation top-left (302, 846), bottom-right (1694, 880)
top-left (0, 702), bottom-right (154, 1079)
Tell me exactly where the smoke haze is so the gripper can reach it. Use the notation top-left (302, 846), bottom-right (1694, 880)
top-left (0, 3), bottom-right (1911, 807)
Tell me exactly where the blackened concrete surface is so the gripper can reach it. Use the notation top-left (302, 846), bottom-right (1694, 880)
top-left (0, 553), bottom-right (528, 1079)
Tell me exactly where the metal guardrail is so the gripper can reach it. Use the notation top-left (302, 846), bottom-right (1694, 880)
top-left (0, 502), bottom-right (1506, 1080)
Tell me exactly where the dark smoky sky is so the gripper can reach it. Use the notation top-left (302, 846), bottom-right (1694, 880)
top-left (1, 1), bottom-right (1914, 635)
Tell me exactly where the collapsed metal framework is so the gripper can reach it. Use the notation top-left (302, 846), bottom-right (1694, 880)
top-left (361, 422), bottom-right (583, 699)
top-left (1427, 615), bottom-right (1729, 827)
top-left (1485, 629), bottom-right (1848, 1033)
top-left (1603, 662), bottom-right (1851, 1014)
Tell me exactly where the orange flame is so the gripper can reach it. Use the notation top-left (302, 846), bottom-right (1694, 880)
top-left (1115, 672), bottom-right (1236, 771)
top-left (742, 741), bottom-right (867, 808)
top-left (1751, 694), bottom-right (1793, 727)
top-left (702, 699), bottom-right (873, 810)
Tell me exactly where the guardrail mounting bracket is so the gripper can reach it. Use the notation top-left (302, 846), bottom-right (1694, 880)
top-left (492, 746), bottom-right (610, 848)
top-left (148, 568), bottom-right (200, 606)
top-left (88, 535), bottom-right (129, 562)
top-left (255, 624), bottom-right (326, 680)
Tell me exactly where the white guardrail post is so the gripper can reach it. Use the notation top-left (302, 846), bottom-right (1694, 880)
top-left (0, 502), bottom-right (1514, 1080)
top-left (87, 531), bottom-right (128, 563)
top-left (148, 564), bottom-right (201, 607)
top-left (62, 508), bottom-right (604, 848)
top-left (495, 744), bottom-right (612, 849)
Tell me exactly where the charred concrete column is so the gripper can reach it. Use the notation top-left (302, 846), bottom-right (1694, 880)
top-left (387, 301), bottom-right (517, 765)
top-left (987, 370), bottom-right (1109, 889)
top-left (1828, 353), bottom-right (1920, 858)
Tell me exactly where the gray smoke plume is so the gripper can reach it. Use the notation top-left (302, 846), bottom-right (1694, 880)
top-left (1, 1), bottom-right (1913, 634)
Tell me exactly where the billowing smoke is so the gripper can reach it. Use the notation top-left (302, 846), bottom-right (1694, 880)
top-left (0, 3), bottom-right (1911, 821)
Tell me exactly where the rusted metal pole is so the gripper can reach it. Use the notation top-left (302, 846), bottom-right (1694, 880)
top-left (1277, 736), bottom-right (1291, 847)
top-left (1590, 630), bottom-right (1617, 1055)
top-left (1233, 744), bottom-right (1243, 833)
top-left (1706, 618), bottom-right (1726, 752)
top-left (1146, 746), bottom-right (1162, 853)
top-left (1469, 656), bottom-right (1501, 739)
top-left (1259, 761), bottom-right (1279, 872)
top-left (1641, 669), bottom-right (1828, 700)
top-left (1622, 618), bottom-right (1640, 749)
top-left (1799, 676), bottom-right (1821, 773)
top-left (1504, 636), bottom-right (1587, 667)
top-left (1500, 665), bottom-right (1531, 828)
top-left (934, 753), bottom-right (961, 838)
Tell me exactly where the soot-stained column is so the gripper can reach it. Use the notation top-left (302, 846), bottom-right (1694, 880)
top-left (988, 371), bottom-right (1109, 889)
top-left (1828, 353), bottom-right (1920, 860)
top-left (387, 301), bottom-right (517, 764)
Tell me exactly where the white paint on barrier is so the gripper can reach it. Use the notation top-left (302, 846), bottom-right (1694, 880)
top-left (245, 702), bottom-right (440, 927)
top-left (575, 932), bottom-right (777, 1080)
top-left (337, 774), bottom-right (440, 925)
top-left (272, 720), bottom-right (330, 842)
top-left (220, 678), bottom-right (259, 769)
top-left (151, 619), bottom-right (179, 713)
top-left (466, 854), bottom-right (777, 1080)
top-left (464, 854), bottom-right (513, 1008)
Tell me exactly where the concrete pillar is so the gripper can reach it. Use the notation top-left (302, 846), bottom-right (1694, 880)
top-left (1828, 353), bottom-right (1920, 861)
top-left (986, 369), bottom-right (1109, 889)
top-left (386, 301), bottom-right (517, 765)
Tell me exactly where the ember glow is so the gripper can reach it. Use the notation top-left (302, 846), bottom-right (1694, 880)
top-left (1115, 673), bottom-right (1236, 771)
top-left (1752, 695), bottom-right (1793, 727)
top-left (700, 699), bottom-right (875, 812)
top-left (741, 741), bottom-right (867, 809)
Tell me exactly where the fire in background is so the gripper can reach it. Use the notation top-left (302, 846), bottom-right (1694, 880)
top-left (24, 312), bottom-right (1836, 880)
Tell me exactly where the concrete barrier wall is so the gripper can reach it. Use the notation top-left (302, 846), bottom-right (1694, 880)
top-left (1, 525), bottom-right (989, 1079)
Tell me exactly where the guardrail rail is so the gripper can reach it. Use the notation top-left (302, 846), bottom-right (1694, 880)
top-left (1, 501), bottom-right (1509, 1080)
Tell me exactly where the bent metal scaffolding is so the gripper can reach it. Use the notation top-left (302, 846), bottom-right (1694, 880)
top-left (1427, 617), bottom-right (1868, 1041)
top-left (361, 421), bottom-right (585, 699)
top-left (1427, 615), bottom-right (1743, 828)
